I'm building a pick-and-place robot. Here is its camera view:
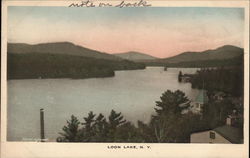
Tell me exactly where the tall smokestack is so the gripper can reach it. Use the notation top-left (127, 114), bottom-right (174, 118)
top-left (40, 108), bottom-right (45, 142)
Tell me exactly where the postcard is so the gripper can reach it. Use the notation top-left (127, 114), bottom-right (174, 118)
top-left (1, 0), bottom-right (249, 158)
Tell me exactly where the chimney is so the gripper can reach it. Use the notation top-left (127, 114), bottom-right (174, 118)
top-left (226, 110), bottom-right (238, 126)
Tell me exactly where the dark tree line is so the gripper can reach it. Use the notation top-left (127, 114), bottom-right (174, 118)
top-left (141, 55), bottom-right (243, 68)
top-left (7, 53), bottom-right (145, 79)
top-left (190, 66), bottom-right (243, 97)
top-left (57, 110), bottom-right (135, 142)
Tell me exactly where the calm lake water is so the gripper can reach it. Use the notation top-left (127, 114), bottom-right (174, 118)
top-left (7, 67), bottom-right (199, 141)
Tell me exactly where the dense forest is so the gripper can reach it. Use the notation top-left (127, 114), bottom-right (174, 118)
top-left (7, 53), bottom-right (145, 79)
top-left (188, 66), bottom-right (244, 131)
top-left (141, 55), bottom-right (243, 68)
top-left (190, 66), bottom-right (243, 97)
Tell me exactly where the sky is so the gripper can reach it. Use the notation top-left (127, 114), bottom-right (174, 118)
top-left (8, 7), bottom-right (244, 58)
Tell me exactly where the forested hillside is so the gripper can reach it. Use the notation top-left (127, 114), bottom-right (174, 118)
top-left (8, 42), bottom-right (121, 60)
top-left (144, 55), bottom-right (243, 67)
top-left (7, 53), bottom-right (145, 79)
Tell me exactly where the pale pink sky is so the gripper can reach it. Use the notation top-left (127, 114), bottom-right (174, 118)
top-left (8, 7), bottom-right (244, 58)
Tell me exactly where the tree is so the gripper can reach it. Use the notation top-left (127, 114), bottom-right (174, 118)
top-left (114, 122), bottom-right (141, 142)
top-left (137, 120), bottom-right (157, 142)
top-left (151, 90), bottom-right (192, 142)
top-left (150, 115), bottom-right (175, 142)
top-left (108, 110), bottom-right (126, 128)
top-left (92, 113), bottom-right (108, 142)
top-left (107, 110), bottom-right (126, 141)
top-left (154, 90), bottom-right (189, 116)
top-left (202, 98), bottom-right (235, 128)
top-left (81, 111), bottom-right (96, 141)
top-left (57, 115), bottom-right (81, 142)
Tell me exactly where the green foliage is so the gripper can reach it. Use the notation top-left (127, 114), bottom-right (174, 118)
top-left (137, 120), bottom-right (157, 142)
top-left (92, 113), bottom-right (108, 142)
top-left (7, 53), bottom-right (145, 79)
top-left (114, 122), bottom-right (142, 142)
top-left (81, 111), bottom-right (96, 142)
top-left (155, 90), bottom-right (189, 116)
top-left (202, 98), bottom-right (237, 129)
top-left (107, 110), bottom-right (126, 141)
top-left (108, 110), bottom-right (126, 129)
top-left (149, 90), bottom-right (196, 142)
top-left (190, 66), bottom-right (243, 97)
top-left (188, 66), bottom-right (244, 131)
top-left (58, 110), bottom-right (129, 142)
top-left (142, 55), bottom-right (243, 68)
top-left (57, 115), bottom-right (81, 142)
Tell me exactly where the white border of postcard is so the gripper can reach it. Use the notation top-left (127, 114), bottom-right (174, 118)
top-left (1, 0), bottom-right (249, 158)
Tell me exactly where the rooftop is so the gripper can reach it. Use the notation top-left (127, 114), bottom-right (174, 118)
top-left (214, 125), bottom-right (243, 144)
top-left (195, 90), bottom-right (208, 104)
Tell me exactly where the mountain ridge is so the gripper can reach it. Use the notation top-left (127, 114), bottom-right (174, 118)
top-left (114, 51), bottom-right (158, 61)
top-left (8, 42), bottom-right (122, 61)
top-left (157, 45), bottom-right (243, 63)
top-left (8, 42), bottom-right (243, 65)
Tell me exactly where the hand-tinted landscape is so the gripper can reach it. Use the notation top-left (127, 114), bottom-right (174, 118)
top-left (7, 7), bottom-right (244, 143)
top-left (7, 42), bottom-right (243, 79)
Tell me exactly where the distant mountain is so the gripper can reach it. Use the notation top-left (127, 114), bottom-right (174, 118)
top-left (114, 51), bottom-right (158, 61)
top-left (141, 45), bottom-right (244, 67)
top-left (8, 42), bottom-right (122, 61)
top-left (159, 45), bottom-right (243, 63)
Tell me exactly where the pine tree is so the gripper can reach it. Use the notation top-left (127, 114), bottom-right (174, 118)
top-left (57, 115), bottom-right (81, 142)
top-left (155, 90), bottom-right (189, 116)
top-left (81, 111), bottom-right (96, 141)
top-left (151, 90), bottom-right (191, 142)
top-left (92, 113), bottom-right (108, 142)
top-left (108, 110), bottom-right (126, 128)
top-left (107, 110), bottom-right (126, 141)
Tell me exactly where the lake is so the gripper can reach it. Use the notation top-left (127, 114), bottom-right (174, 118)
top-left (7, 67), bottom-right (199, 141)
